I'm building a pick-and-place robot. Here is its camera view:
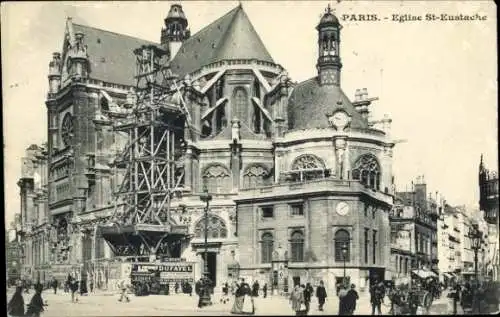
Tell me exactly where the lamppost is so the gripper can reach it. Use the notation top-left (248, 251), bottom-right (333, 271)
top-left (469, 223), bottom-right (483, 281)
top-left (341, 242), bottom-right (348, 285)
top-left (469, 223), bottom-right (483, 313)
top-left (199, 186), bottom-right (212, 307)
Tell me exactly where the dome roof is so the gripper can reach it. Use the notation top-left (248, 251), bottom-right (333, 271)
top-left (167, 4), bottom-right (187, 21)
top-left (287, 77), bottom-right (368, 131)
top-left (319, 12), bottom-right (340, 26)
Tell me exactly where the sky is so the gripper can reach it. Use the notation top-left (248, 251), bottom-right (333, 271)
top-left (2, 1), bottom-right (497, 227)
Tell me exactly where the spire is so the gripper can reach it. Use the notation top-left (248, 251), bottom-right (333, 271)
top-left (316, 4), bottom-right (342, 86)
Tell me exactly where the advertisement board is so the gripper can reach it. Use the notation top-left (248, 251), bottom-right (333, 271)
top-left (391, 223), bottom-right (413, 252)
top-left (131, 262), bottom-right (195, 285)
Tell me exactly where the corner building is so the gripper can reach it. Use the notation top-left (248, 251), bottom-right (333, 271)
top-left (29, 4), bottom-right (395, 291)
top-left (235, 7), bottom-right (395, 294)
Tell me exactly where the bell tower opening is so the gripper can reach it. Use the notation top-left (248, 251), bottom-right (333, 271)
top-left (161, 4), bottom-right (190, 59)
top-left (316, 4), bottom-right (342, 86)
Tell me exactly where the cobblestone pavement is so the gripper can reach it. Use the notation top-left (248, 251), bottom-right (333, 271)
top-left (6, 288), bottom-right (464, 316)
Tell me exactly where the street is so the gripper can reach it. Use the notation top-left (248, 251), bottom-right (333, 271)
top-left (7, 288), bottom-right (455, 316)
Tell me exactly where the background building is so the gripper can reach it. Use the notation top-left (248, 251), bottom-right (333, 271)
top-left (479, 155), bottom-right (499, 281)
top-left (17, 144), bottom-right (50, 283)
top-left (18, 4), bottom-right (397, 291)
top-left (6, 228), bottom-right (22, 285)
top-left (390, 176), bottom-right (439, 281)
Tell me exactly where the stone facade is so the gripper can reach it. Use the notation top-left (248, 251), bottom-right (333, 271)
top-left (17, 144), bottom-right (51, 282)
top-left (19, 4), bottom-right (399, 291)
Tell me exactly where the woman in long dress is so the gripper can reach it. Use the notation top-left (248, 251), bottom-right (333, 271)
top-left (290, 284), bottom-right (306, 316)
top-left (231, 280), bottom-right (244, 314)
top-left (7, 286), bottom-right (25, 317)
top-left (231, 279), bottom-right (254, 315)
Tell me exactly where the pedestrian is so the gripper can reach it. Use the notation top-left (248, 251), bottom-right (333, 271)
top-left (370, 279), bottom-right (384, 315)
top-left (303, 283), bottom-right (313, 314)
top-left (242, 280), bottom-right (255, 314)
top-left (195, 278), bottom-right (203, 308)
top-left (51, 278), bottom-right (58, 295)
top-left (89, 279), bottom-right (94, 294)
top-left (80, 277), bottom-right (89, 296)
top-left (315, 280), bottom-right (327, 311)
top-left (263, 283), bottom-right (268, 298)
top-left (118, 279), bottom-right (130, 303)
top-left (175, 282), bottom-right (179, 294)
top-left (35, 279), bottom-right (44, 294)
top-left (252, 280), bottom-right (260, 297)
top-left (7, 285), bottom-right (25, 317)
top-left (70, 277), bottom-right (79, 303)
top-left (26, 287), bottom-right (47, 317)
top-left (290, 284), bottom-right (307, 316)
top-left (221, 282), bottom-right (230, 304)
top-left (338, 283), bottom-right (349, 315)
top-left (345, 284), bottom-right (359, 315)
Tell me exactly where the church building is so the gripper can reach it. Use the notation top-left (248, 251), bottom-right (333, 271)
top-left (18, 3), bottom-right (396, 292)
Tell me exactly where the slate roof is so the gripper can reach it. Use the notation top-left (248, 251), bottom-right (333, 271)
top-left (73, 5), bottom-right (273, 85)
top-left (170, 4), bottom-right (274, 77)
top-left (73, 23), bottom-right (158, 86)
top-left (287, 77), bottom-right (368, 131)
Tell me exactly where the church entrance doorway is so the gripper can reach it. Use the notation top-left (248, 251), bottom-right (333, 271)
top-left (202, 252), bottom-right (217, 286)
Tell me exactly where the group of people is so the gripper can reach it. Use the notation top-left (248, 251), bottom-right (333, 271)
top-left (7, 280), bottom-right (48, 317)
top-left (288, 281), bottom-right (328, 315)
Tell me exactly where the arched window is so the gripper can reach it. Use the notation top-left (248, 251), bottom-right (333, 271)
top-left (290, 231), bottom-right (304, 262)
top-left (290, 154), bottom-right (327, 181)
top-left (202, 164), bottom-right (231, 193)
top-left (334, 229), bottom-right (350, 262)
top-left (261, 232), bottom-right (273, 263)
top-left (351, 154), bottom-right (381, 190)
top-left (243, 165), bottom-right (270, 189)
top-left (194, 214), bottom-right (228, 239)
top-left (404, 258), bottom-right (409, 274)
top-left (291, 154), bottom-right (325, 170)
top-left (253, 79), bottom-right (260, 99)
top-left (233, 87), bottom-right (248, 123)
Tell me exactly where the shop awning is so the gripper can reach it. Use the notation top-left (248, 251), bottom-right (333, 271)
top-left (443, 273), bottom-right (452, 279)
top-left (412, 269), bottom-right (438, 279)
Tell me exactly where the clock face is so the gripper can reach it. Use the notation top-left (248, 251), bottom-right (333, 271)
top-left (336, 202), bottom-right (350, 216)
top-left (61, 113), bottom-right (74, 147)
top-left (331, 111), bottom-right (349, 128)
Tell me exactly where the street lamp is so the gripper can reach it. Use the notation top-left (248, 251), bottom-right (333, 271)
top-left (469, 223), bottom-right (483, 313)
top-left (341, 242), bottom-right (348, 285)
top-left (199, 185), bottom-right (213, 307)
top-left (469, 223), bottom-right (483, 281)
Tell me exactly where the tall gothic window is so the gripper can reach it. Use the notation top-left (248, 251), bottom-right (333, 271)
top-left (253, 79), bottom-right (260, 99)
top-left (215, 77), bottom-right (224, 100)
top-left (290, 231), bottom-right (304, 262)
top-left (364, 228), bottom-right (369, 264)
top-left (202, 164), bottom-right (231, 193)
top-left (243, 165), bottom-right (269, 189)
top-left (261, 232), bottom-right (273, 263)
top-left (290, 154), bottom-right (327, 181)
top-left (233, 87), bottom-right (248, 123)
top-left (335, 229), bottom-right (351, 262)
top-left (351, 154), bottom-right (381, 190)
top-left (194, 214), bottom-right (228, 239)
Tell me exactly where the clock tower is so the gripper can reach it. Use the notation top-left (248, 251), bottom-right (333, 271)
top-left (316, 4), bottom-right (342, 86)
